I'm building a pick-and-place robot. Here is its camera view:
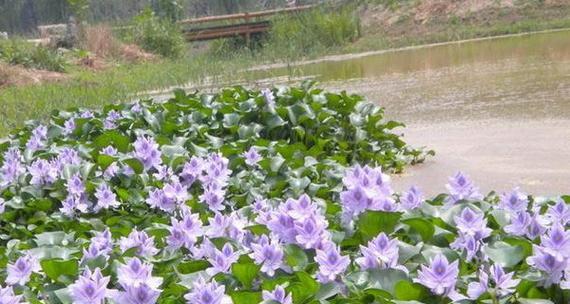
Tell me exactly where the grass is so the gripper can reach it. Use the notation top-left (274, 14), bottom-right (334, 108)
top-left (1, 2), bottom-right (569, 135)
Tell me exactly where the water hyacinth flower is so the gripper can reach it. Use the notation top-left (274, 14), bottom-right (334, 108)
top-left (115, 284), bottom-right (161, 304)
top-left (133, 136), bottom-right (162, 171)
top-left (28, 159), bottom-right (58, 186)
top-left (120, 230), bottom-right (159, 258)
top-left (25, 125), bottom-right (47, 152)
top-left (400, 186), bottom-right (423, 210)
top-left (250, 235), bottom-right (284, 276)
top-left (261, 88), bottom-right (276, 109)
top-left (454, 207), bottom-right (491, 240)
top-left (67, 173), bottom-right (85, 197)
top-left (356, 233), bottom-right (403, 271)
top-left (199, 185), bottom-right (225, 211)
top-left (146, 188), bottom-right (176, 213)
top-left (167, 213), bottom-right (203, 250)
top-left (94, 183), bottom-right (120, 211)
top-left (117, 258), bottom-right (162, 289)
top-left (0, 285), bottom-right (23, 304)
top-left (546, 200), bottom-right (570, 225)
top-left (415, 254), bottom-right (459, 298)
top-left (467, 264), bottom-right (520, 299)
top-left (181, 156), bottom-right (204, 186)
top-left (82, 229), bottom-right (114, 262)
top-left (63, 118), bottom-right (76, 135)
top-left (540, 224), bottom-right (570, 261)
top-left (163, 180), bottom-right (189, 203)
top-left (445, 172), bottom-right (482, 204)
top-left (69, 268), bottom-right (112, 304)
top-left (504, 211), bottom-right (531, 236)
top-left (60, 195), bottom-right (89, 217)
top-left (527, 245), bottom-right (567, 286)
top-left (184, 278), bottom-right (226, 304)
top-left (340, 165), bottom-right (394, 219)
top-left (242, 147), bottom-right (261, 167)
top-left (104, 110), bottom-right (121, 129)
top-left (0, 148), bottom-right (25, 188)
top-left (526, 213), bottom-right (547, 240)
top-left (295, 214), bottom-right (330, 249)
top-left (315, 243), bottom-right (350, 283)
top-left (6, 254), bottom-right (41, 286)
top-left (262, 285), bottom-right (292, 304)
top-left (101, 146), bottom-right (118, 156)
top-left (498, 188), bottom-right (528, 214)
top-left (206, 243), bottom-right (240, 276)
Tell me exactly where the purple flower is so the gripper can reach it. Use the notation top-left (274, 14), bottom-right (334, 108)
top-left (101, 146), bottom-right (118, 156)
top-left (242, 147), bottom-right (261, 166)
top-left (206, 243), bottom-right (239, 276)
top-left (415, 254), bottom-right (459, 296)
top-left (57, 147), bottom-right (82, 169)
top-left (163, 180), bottom-right (189, 203)
top-left (445, 172), bottom-right (482, 204)
top-left (540, 224), bottom-right (570, 261)
top-left (295, 215), bottom-right (329, 249)
top-left (67, 173), bottom-right (85, 197)
top-left (167, 213), bottom-right (203, 250)
top-left (504, 211), bottom-right (531, 236)
top-left (120, 230), bottom-right (159, 258)
top-left (0, 198), bottom-right (5, 214)
top-left (454, 207), bottom-right (491, 240)
top-left (81, 110), bottom-right (94, 118)
top-left (251, 235), bottom-right (284, 276)
top-left (115, 284), bottom-right (161, 304)
top-left (181, 156), bottom-right (204, 186)
top-left (26, 125), bottom-right (47, 152)
top-left (104, 110), bottom-right (121, 129)
top-left (527, 245), bottom-right (567, 286)
top-left (356, 233), bottom-right (402, 271)
top-left (526, 213), bottom-right (547, 240)
top-left (199, 185), bottom-right (225, 211)
top-left (450, 234), bottom-right (480, 262)
top-left (467, 264), bottom-right (519, 299)
top-left (28, 159), bottom-right (57, 185)
top-left (146, 189), bottom-right (176, 213)
top-left (133, 136), bottom-right (162, 171)
top-left (69, 268), bottom-right (112, 304)
top-left (261, 88), bottom-right (276, 109)
top-left (60, 195), bottom-right (89, 217)
top-left (262, 285), bottom-right (292, 304)
top-left (315, 243), bottom-right (350, 283)
top-left (184, 278), bottom-right (226, 304)
top-left (0, 148), bottom-right (24, 188)
top-left (95, 183), bottom-right (119, 211)
top-left (152, 165), bottom-right (174, 181)
top-left (0, 285), bottom-right (23, 304)
top-left (400, 186), bottom-right (423, 210)
top-left (82, 229), bottom-right (114, 262)
top-left (498, 188), bottom-right (528, 214)
top-left (117, 258), bottom-right (162, 289)
top-left (340, 165), bottom-right (394, 219)
top-left (63, 118), bottom-right (76, 135)
top-left (6, 254), bottom-right (40, 286)
top-left (546, 200), bottom-right (570, 225)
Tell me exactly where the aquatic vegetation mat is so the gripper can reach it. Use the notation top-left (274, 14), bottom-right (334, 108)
top-left (0, 85), bottom-right (564, 303)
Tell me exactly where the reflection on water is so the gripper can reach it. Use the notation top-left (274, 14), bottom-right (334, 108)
top-left (249, 31), bottom-right (570, 123)
top-left (248, 30), bottom-right (570, 195)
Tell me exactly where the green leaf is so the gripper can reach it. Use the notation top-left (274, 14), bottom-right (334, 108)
top-left (93, 131), bottom-right (130, 153)
top-left (284, 244), bottom-right (308, 271)
top-left (41, 259), bottom-right (78, 283)
top-left (402, 218), bottom-right (435, 241)
top-left (484, 241), bottom-right (526, 268)
top-left (288, 272), bottom-right (319, 303)
top-left (367, 269), bottom-right (408, 295)
top-left (124, 158), bottom-right (144, 174)
top-left (394, 280), bottom-right (428, 301)
top-left (231, 260), bottom-right (260, 288)
top-left (230, 291), bottom-right (262, 304)
top-left (97, 154), bottom-right (116, 170)
top-left (178, 260), bottom-right (211, 274)
top-left (357, 211), bottom-right (402, 242)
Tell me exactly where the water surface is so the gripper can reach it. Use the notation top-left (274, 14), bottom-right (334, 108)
top-left (252, 31), bottom-right (570, 195)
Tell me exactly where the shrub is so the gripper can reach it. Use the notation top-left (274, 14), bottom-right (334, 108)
top-left (0, 38), bottom-right (66, 72)
top-left (79, 24), bottom-right (122, 59)
top-left (266, 6), bottom-right (361, 58)
top-left (127, 8), bottom-right (186, 59)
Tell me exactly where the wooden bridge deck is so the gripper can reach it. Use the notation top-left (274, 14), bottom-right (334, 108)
top-left (180, 5), bottom-right (314, 42)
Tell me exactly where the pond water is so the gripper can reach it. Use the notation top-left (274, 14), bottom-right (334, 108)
top-left (251, 30), bottom-right (570, 196)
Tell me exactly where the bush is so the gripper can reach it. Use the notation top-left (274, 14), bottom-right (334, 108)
top-left (266, 6), bottom-right (361, 58)
top-left (0, 39), bottom-right (66, 72)
top-left (128, 8), bottom-right (186, 59)
top-left (79, 24), bottom-right (122, 59)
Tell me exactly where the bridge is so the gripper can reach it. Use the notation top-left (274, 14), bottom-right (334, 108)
top-left (178, 5), bottom-right (314, 43)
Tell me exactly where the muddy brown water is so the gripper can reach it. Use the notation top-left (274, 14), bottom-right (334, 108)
top-left (248, 30), bottom-right (570, 196)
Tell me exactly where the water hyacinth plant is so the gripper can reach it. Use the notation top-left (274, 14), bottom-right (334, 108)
top-left (0, 84), bottom-right (566, 304)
